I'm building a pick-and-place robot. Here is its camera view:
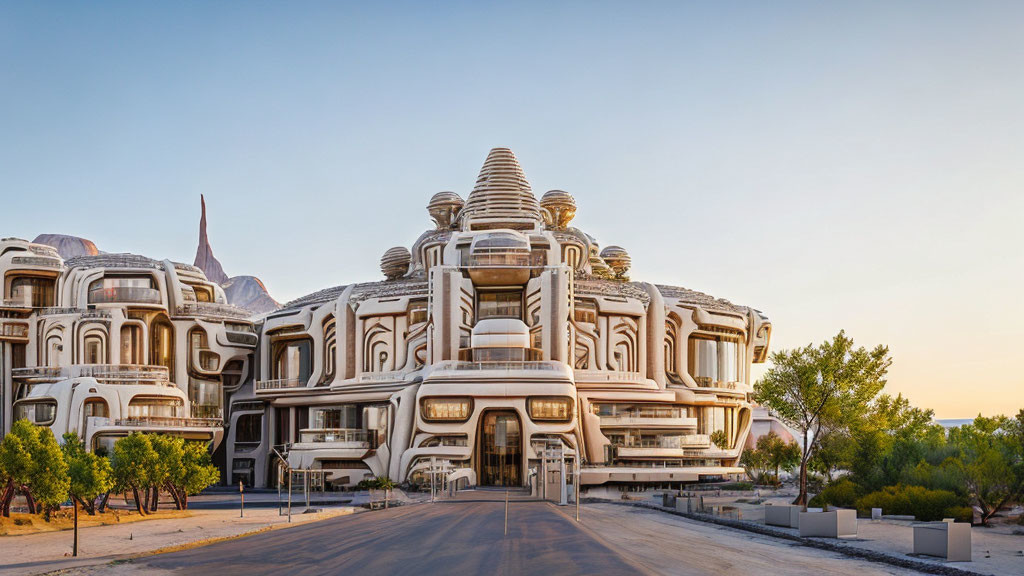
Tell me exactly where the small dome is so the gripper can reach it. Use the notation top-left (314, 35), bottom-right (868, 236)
top-left (427, 191), bottom-right (464, 230)
top-left (540, 190), bottom-right (577, 230)
top-left (380, 247), bottom-right (411, 280)
top-left (600, 246), bottom-right (631, 280)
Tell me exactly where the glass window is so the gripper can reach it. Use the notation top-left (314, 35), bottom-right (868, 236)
top-left (150, 317), bottom-right (174, 380)
top-left (88, 276), bottom-right (158, 304)
top-left (312, 405), bottom-right (358, 429)
top-left (688, 337), bottom-right (718, 384)
top-left (720, 340), bottom-right (739, 383)
top-left (528, 397), bottom-right (573, 422)
top-left (273, 339), bottom-right (311, 382)
top-left (84, 399), bottom-right (109, 418)
top-left (235, 413), bottom-right (262, 443)
top-left (408, 299), bottom-right (428, 325)
top-left (477, 291), bottom-right (522, 320)
top-left (127, 396), bottom-right (183, 418)
top-left (120, 324), bottom-right (143, 365)
top-left (421, 397), bottom-right (473, 422)
top-left (189, 378), bottom-right (222, 418)
top-left (8, 277), bottom-right (56, 307)
top-left (14, 400), bottom-right (57, 424)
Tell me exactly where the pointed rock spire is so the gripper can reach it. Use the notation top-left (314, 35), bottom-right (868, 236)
top-left (193, 194), bottom-right (229, 284)
top-left (458, 147), bottom-right (542, 229)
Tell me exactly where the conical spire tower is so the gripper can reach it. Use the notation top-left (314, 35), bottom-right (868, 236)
top-left (459, 148), bottom-right (542, 230)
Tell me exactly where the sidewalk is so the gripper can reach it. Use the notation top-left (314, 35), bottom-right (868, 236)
top-left (0, 505), bottom-right (358, 576)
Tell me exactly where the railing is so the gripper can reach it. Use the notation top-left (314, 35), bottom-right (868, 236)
top-left (467, 252), bottom-right (531, 268)
top-left (114, 416), bottom-right (223, 428)
top-left (255, 378), bottom-right (304, 391)
top-left (88, 287), bottom-right (162, 305)
top-left (297, 428), bottom-right (377, 448)
top-left (1, 296), bottom-right (32, 308)
top-left (694, 376), bottom-right (739, 390)
top-left (176, 301), bottom-right (251, 319)
top-left (457, 347), bottom-right (543, 362)
top-left (190, 404), bottom-right (223, 419)
top-left (431, 360), bottom-right (566, 372)
top-left (11, 256), bottom-right (61, 268)
top-left (13, 364), bottom-right (171, 386)
top-left (599, 415), bottom-right (698, 428)
top-left (357, 370), bottom-right (407, 383)
top-left (620, 435), bottom-right (711, 449)
top-left (37, 307), bottom-right (82, 316)
top-left (574, 370), bottom-right (645, 383)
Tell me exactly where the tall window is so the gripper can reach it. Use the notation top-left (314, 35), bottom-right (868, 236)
top-left (272, 339), bottom-right (312, 382)
top-left (235, 413), bottom-right (262, 444)
top-left (83, 334), bottom-right (106, 364)
top-left (120, 324), bottom-right (143, 365)
top-left (477, 291), bottom-right (522, 320)
top-left (189, 377), bottom-right (222, 419)
top-left (150, 316), bottom-right (174, 380)
top-left (688, 334), bottom-right (742, 386)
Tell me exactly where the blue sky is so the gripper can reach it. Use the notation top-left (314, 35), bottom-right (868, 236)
top-left (1, 1), bottom-right (1022, 417)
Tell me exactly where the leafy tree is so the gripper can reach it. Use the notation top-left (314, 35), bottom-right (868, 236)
top-left (740, 445), bottom-right (771, 485)
top-left (148, 434), bottom-right (184, 511)
top-left (0, 419), bottom-right (41, 515)
top-left (373, 476), bottom-right (396, 509)
top-left (948, 415), bottom-right (1023, 525)
top-left (62, 433), bottom-right (113, 515)
top-left (809, 429), bottom-right (855, 483)
top-left (755, 330), bottom-right (890, 505)
top-left (30, 426), bottom-right (70, 520)
top-left (111, 433), bottom-right (157, 515)
top-left (168, 441), bottom-right (219, 510)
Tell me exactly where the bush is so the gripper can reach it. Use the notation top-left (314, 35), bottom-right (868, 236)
top-left (945, 506), bottom-right (974, 523)
top-left (854, 484), bottom-right (967, 522)
top-left (809, 478), bottom-right (860, 508)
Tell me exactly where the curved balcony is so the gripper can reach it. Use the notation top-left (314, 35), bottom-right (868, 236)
top-left (114, 416), bottom-right (223, 428)
top-left (457, 346), bottom-right (542, 362)
top-left (88, 287), bottom-right (162, 305)
top-left (297, 428), bottom-right (377, 448)
top-left (13, 364), bottom-right (171, 386)
top-left (0, 321), bottom-right (29, 342)
top-left (255, 378), bottom-right (304, 394)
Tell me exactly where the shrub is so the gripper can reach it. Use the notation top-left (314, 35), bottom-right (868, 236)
top-left (945, 506), bottom-right (974, 523)
top-left (809, 478), bottom-right (860, 508)
top-left (855, 484), bottom-right (967, 522)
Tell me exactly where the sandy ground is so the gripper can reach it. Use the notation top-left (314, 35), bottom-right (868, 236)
top-left (0, 505), bottom-right (358, 576)
top-left (34, 491), bottom-right (927, 576)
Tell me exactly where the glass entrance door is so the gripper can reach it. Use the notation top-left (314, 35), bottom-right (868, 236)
top-left (479, 411), bottom-right (522, 486)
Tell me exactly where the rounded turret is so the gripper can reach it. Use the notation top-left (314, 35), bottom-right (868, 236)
top-left (381, 247), bottom-right (411, 280)
top-left (600, 245), bottom-right (631, 280)
top-left (540, 190), bottom-right (577, 230)
top-left (427, 191), bottom-right (464, 230)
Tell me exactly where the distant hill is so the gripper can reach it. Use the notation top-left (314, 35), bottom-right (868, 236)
top-left (32, 234), bottom-right (99, 259)
top-left (936, 419), bottom-right (974, 429)
top-left (223, 275), bottom-right (280, 315)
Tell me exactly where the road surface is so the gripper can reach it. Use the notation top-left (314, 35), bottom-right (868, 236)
top-left (50, 491), bottom-right (918, 576)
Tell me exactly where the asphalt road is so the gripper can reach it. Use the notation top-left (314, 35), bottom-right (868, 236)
top-left (131, 491), bottom-right (645, 576)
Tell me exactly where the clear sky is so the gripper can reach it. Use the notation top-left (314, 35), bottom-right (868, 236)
top-left (1, 2), bottom-right (1021, 418)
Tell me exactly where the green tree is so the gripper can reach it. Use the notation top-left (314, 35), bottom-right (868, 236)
top-left (740, 445), bottom-right (771, 485)
top-left (755, 330), bottom-right (891, 505)
top-left (948, 415), bottom-right (1023, 525)
top-left (168, 441), bottom-right (219, 510)
top-left (62, 433), bottom-right (113, 515)
top-left (374, 476), bottom-right (396, 509)
top-left (112, 433), bottom-right (157, 515)
top-left (1, 419), bottom-right (41, 515)
top-left (148, 434), bottom-right (184, 512)
top-left (29, 426), bottom-right (70, 520)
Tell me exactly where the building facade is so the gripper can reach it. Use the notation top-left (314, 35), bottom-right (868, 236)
top-left (0, 241), bottom-right (256, 460)
top-left (1, 147), bottom-right (771, 493)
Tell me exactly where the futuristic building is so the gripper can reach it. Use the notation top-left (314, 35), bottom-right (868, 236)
top-left (1, 147), bottom-right (772, 494)
top-left (228, 148), bottom-right (772, 491)
top-left (0, 238), bottom-right (256, 458)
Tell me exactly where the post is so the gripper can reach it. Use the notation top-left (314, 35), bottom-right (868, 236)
top-left (305, 469), bottom-right (311, 512)
top-left (504, 489), bottom-right (509, 536)
top-left (575, 466), bottom-right (580, 522)
top-left (72, 498), bottom-right (79, 557)
top-left (239, 481), bottom-right (244, 518)
top-left (287, 470), bottom-right (292, 523)
top-left (430, 456), bottom-right (436, 504)
top-left (277, 464), bottom-right (283, 516)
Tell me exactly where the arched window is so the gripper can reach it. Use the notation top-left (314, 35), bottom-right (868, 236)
top-left (120, 324), bottom-right (143, 365)
top-left (83, 333), bottom-right (106, 364)
top-left (150, 315), bottom-right (174, 380)
top-left (84, 398), bottom-right (109, 418)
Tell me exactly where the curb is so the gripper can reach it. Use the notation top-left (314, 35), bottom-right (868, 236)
top-left (585, 499), bottom-right (990, 576)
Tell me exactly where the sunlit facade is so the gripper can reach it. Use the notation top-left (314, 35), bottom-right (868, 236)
top-left (228, 148), bottom-right (772, 491)
top-left (0, 241), bottom-right (255, 457)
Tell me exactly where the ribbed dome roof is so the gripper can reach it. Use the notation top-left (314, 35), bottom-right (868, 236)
top-left (459, 148), bottom-right (541, 228)
top-left (381, 247), bottom-right (411, 280)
